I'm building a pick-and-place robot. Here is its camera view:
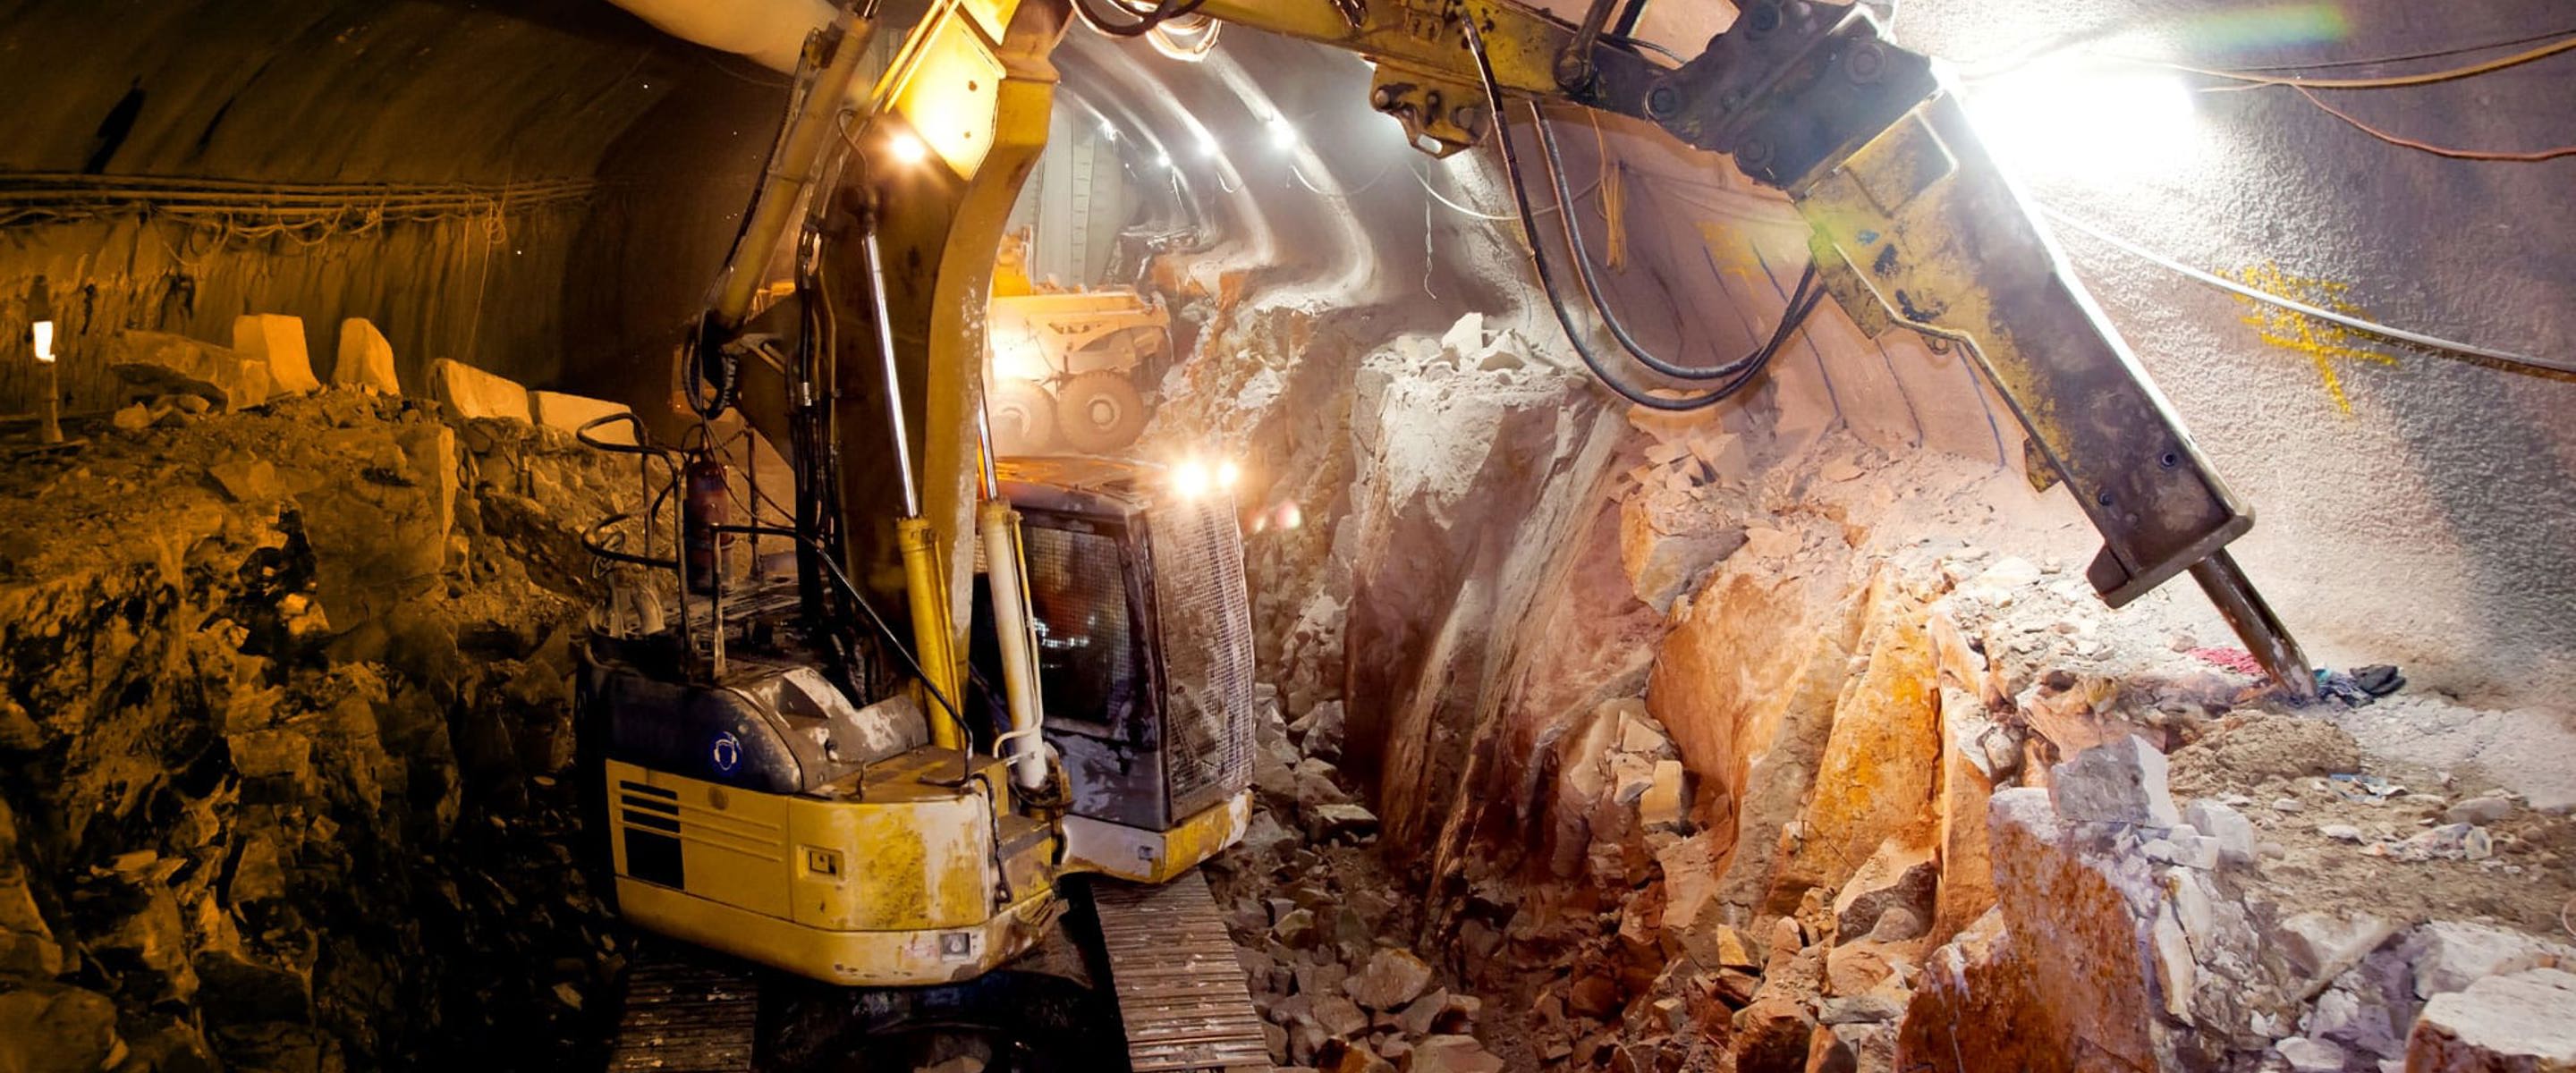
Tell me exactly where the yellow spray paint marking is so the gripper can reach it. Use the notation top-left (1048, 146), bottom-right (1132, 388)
top-left (1694, 221), bottom-right (1766, 285)
top-left (2224, 261), bottom-right (2394, 414)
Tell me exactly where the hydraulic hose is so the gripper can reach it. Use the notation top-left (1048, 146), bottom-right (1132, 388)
top-left (1529, 101), bottom-right (1802, 383)
top-left (1464, 21), bottom-right (1819, 411)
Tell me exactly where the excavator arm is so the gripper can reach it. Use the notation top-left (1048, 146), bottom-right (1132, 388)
top-left (696, 0), bottom-right (2313, 704)
top-left (1145, 0), bottom-right (2317, 695)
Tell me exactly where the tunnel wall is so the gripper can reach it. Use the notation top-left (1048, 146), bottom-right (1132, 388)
top-left (0, 0), bottom-right (780, 413)
top-left (1869, 0), bottom-right (2576, 710)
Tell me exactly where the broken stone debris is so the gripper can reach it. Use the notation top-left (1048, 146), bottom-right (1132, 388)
top-left (106, 329), bottom-right (274, 410)
top-left (0, 392), bottom-right (644, 1070)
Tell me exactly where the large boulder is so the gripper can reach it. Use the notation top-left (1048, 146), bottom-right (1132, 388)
top-left (232, 314), bottom-right (320, 394)
top-left (106, 329), bottom-right (273, 410)
top-left (0, 982), bottom-right (123, 1073)
top-left (2406, 968), bottom-right (2576, 1072)
top-left (332, 317), bottom-right (401, 393)
top-left (2049, 736), bottom-right (2183, 828)
top-left (0, 796), bottom-right (62, 979)
top-left (529, 390), bottom-right (635, 445)
top-left (1898, 908), bottom-right (2074, 1073)
top-left (1931, 688), bottom-right (1999, 944)
top-left (1618, 484), bottom-right (1744, 614)
top-left (1647, 553), bottom-right (1870, 930)
top-left (1897, 790), bottom-right (2178, 1072)
top-left (428, 359), bottom-right (530, 422)
top-left (1345, 948), bottom-right (1434, 1010)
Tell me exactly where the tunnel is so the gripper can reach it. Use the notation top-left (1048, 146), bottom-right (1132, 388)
top-left (2, 1), bottom-right (2573, 1071)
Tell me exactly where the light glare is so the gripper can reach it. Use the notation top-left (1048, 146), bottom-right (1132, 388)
top-left (1216, 460), bottom-right (1241, 489)
top-left (1267, 116), bottom-right (1297, 150)
top-left (1964, 58), bottom-right (2197, 181)
top-left (887, 131), bottom-right (930, 165)
top-left (1174, 460), bottom-right (1212, 498)
top-left (1196, 131), bottom-right (1219, 158)
top-left (30, 321), bottom-right (53, 364)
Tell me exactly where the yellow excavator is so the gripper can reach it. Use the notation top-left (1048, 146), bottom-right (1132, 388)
top-left (576, 1), bottom-right (2318, 1069)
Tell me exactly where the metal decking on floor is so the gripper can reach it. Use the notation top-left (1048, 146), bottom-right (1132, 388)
top-left (1093, 872), bottom-right (1274, 1072)
top-left (607, 949), bottom-right (761, 1073)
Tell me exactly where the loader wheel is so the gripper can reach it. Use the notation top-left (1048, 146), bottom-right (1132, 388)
top-left (1055, 371), bottom-right (1145, 454)
top-left (988, 380), bottom-right (1057, 455)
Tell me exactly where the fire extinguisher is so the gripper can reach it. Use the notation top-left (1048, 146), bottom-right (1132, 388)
top-left (682, 452), bottom-right (733, 594)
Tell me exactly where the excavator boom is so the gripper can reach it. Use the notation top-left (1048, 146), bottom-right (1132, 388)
top-left (1124, 0), bottom-right (2316, 694)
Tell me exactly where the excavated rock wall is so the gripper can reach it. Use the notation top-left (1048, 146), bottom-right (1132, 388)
top-left (0, 393), bottom-right (647, 1071)
top-left (1160, 275), bottom-right (2576, 1069)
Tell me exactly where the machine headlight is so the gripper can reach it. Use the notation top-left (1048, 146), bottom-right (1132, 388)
top-left (1174, 459), bottom-right (1212, 498)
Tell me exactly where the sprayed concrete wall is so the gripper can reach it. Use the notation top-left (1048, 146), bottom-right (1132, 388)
top-left (0, 0), bottom-right (780, 413)
top-left (1871, 0), bottom-right (2576, 711)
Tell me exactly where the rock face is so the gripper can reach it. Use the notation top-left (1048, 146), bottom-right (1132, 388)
top-left (1770, 580), bottom-right (1941, 908)
top-left (332, 317), bottom-right (402, 393)
top-left (233, 314), bottom-right (322, 394)
top-left (106, 329), bottom-right (274, 410)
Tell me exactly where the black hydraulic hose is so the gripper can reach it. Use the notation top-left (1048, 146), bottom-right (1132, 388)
top-left (1530, 99), bottom-right (1816, 382)
top-left (1073, 0), bottom-right (1208, 38)
top-left (1464, 21), bottom-right (1818, 411)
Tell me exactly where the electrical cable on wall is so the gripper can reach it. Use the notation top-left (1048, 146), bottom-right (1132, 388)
top-left (2222, 27), bottom-right (2576, 72)
top-left (2167, 33), bottom-right (2576, 89)
top-left (2286, 85), bottom-right (2576, 162)
top-left (2043, 208), bottom-right (2576, 377)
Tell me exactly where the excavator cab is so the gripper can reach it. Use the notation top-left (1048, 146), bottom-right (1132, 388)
top-left (970, 457), bottom-right (1258, 883)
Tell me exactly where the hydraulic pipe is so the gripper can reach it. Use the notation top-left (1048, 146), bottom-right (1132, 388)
top-left (975, 403), bottom-right (1047, 787)
top-left (979, 499), bottom-right (1049, 789)
top-left (710, 14), bottom-right (874, 329)
top-left (860, 217), bottom-right (965, 749)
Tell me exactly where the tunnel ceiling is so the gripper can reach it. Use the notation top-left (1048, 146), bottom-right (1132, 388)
top-left (0, 0), bottom-right (729, 184)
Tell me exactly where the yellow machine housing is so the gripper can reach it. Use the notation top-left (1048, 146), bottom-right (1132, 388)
top-left (584, 656), bottom-right (1062, 986)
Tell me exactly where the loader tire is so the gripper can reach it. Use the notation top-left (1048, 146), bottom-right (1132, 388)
top-left (1055, 371), bottom-right (1145, 454)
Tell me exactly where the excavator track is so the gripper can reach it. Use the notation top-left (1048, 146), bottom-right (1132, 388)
top-left (1092, 873), bottom-right (1273, 1073)
top-left (608, 945), bottom-right (761, 1073)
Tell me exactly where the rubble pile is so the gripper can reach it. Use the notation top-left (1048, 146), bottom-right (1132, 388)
top-left (0, 376), bottom-right (650, 1071)
top-left (1208, 680), bottom-right (1513, 1073)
